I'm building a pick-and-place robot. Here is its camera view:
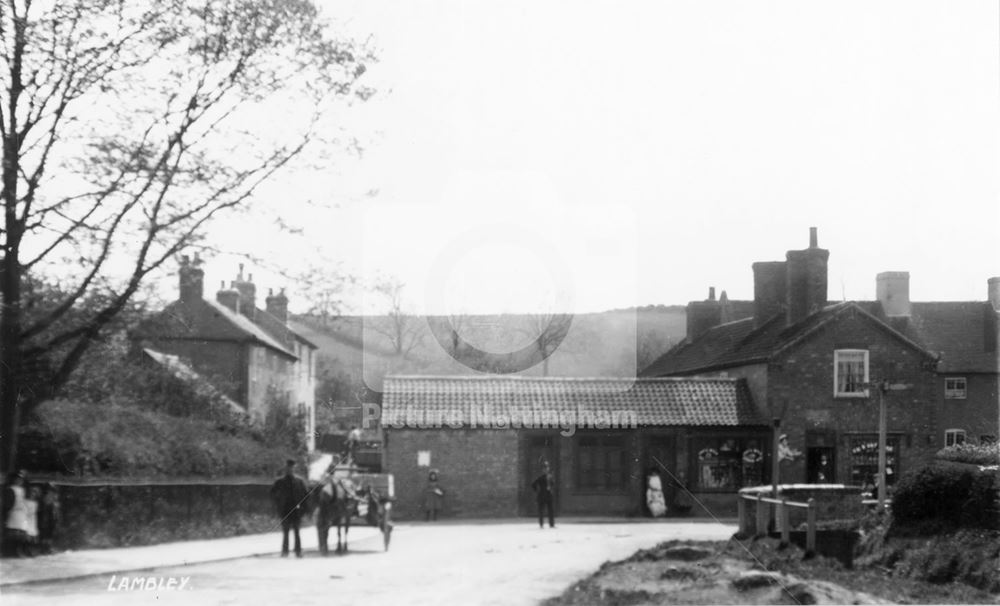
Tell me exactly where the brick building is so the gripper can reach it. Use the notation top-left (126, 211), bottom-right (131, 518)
top-left (642, 228), bottom-right (1000, 490)
top-left (381, 375), bottom-right (769, 519)
top-left (133, 256), bottom-right (318, 450)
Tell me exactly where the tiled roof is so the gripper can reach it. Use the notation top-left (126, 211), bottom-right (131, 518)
top-left (642, 302), bottom-right (939, 377)
top-left (381, 375), bottom-right (764, 428)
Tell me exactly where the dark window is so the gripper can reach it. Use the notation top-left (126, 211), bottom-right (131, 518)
top-left (692, 437), bottom-right (765, 491)
top-left (944, 377), bottom-right (967, 399)
top-left (575, 434), bottom-right (627, 492)
top-left (849, 435), bottom-right (900, 490)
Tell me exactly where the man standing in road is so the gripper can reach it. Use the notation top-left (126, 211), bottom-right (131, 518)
top-left (270, 459), bottom-right (308, 557)
top-left (531, 460), bottom-right (555, 529)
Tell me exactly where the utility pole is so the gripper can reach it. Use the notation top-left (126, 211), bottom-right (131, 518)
top-left (771, 417), bottom-right (781, 498)
top-left (867, 378), bottom-right (911, 508)
top-left (877, 379), bottom-right (888, 506)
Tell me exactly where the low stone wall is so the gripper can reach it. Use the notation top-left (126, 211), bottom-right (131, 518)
top-left (47, 481), bottom-right (287, 550)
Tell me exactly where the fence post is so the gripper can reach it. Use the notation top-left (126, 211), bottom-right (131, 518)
top-left (806, 497), bottom-right (816, 552)
top-left (780, 498), bottom-right (790, 545)
top-left (755, 494), bottom-right (768, 537)
top-left (738, 494), bottom-right (746, 535)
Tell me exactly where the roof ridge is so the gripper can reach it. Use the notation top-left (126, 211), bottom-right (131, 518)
top-left (385, 375), bottom-right (740, 382)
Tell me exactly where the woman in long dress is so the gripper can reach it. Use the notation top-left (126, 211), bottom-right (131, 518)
top-left (646, 469), bottom-right (667, 517)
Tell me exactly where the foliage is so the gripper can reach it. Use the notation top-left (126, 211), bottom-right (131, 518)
top-left (260, 386), bottom-right (308, 458)
top-left (936, 441), bottom-right (1000, 466)
top-left (60, 334), bottom-right (251, 432)
top-left (20, 398), bottom-right (288, 477)
top-left (891, 464), bottom-right (999, 530)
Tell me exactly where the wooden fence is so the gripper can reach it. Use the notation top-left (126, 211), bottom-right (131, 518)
top-left (738, 492), bottom-right (817, 551)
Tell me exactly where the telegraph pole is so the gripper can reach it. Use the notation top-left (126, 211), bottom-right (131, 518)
top-left (877, 379), bottom-right (888, 506)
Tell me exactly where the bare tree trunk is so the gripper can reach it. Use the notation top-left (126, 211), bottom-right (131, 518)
top-left (1, 5), bottom-right (25, 473)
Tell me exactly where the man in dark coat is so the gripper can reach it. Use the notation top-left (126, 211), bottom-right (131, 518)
top-left (270, 459), bottom-right (308, 557)
top-left (531, 460), bottom-right (555, 528)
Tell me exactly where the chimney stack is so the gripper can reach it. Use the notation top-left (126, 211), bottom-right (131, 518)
top-left (752, 261), bottom-right (787, 328)
top-left (216, 280), bottom-right (240, 313)
top-left (989, 277), bottom-right (1000, 311)
top-left (266, 288), bottom-right (289, 324)
top-left (232, 264), bottom-right (257, 320)
top-left (686, 287), bottom-right (723, 339)
top-left (785, 227), bottom-right (829, 326)
top-left (876, 272), bottom-right (911, 317)
top-left (178, 254), bottom-right (204, 304)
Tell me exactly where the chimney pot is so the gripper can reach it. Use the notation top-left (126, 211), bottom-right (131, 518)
top-left (708, 287), bottom-right (716, 301)
top-left (809, 227), bottom-right (818, 248)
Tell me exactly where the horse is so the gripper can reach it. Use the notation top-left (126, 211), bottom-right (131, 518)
top-left (316, 474), bottom-right (359, 555)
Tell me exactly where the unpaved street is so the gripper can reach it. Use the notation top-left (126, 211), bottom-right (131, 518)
top-left (4, 520), bottom-right (735, 606)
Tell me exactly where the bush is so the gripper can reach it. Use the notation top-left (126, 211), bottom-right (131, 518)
top-left (20, 399), bottom-right (294, 478)
top-left (892, 464), bottom-right (999, 530)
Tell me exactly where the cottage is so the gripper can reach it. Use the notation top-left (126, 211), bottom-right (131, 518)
top-left (133, 256), bottom-right (319, 450)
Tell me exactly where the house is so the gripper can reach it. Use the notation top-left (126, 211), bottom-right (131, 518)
top-left (133, 256), bottom-right (319, 450)
top-left (380, 375), bottom-right (770, 519)
top-left (642, 228), bottom-right (999, 490)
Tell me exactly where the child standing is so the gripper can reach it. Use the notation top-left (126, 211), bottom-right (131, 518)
top-left (23, 486), bottom-right (40, 556)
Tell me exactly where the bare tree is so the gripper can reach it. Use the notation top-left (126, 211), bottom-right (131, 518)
top-left (0, 0), bottom-right (374, 472)
top-left (367, 278), bottom-right (423, 359)
top-left (515, 313), bottom-right (574, 376)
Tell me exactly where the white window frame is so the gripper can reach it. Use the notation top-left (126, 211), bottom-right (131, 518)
top-left (834, 349), bottom-right (869, 398)
top-left (944, 377), bottom-right (967, 399)
top-left (944, 429), bottom-right (966, 447)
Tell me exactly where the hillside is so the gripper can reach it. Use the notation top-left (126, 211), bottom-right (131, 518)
top-left (293, 306), bottom-right (687, 403)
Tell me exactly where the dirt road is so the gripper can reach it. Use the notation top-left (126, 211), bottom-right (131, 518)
top-left (4, 520), bottom-right (735, 606)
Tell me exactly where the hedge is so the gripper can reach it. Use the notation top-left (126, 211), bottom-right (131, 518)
top-left (891, 464), bottom-right (999, 530)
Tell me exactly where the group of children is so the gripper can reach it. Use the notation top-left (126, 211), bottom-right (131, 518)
top-left (2, 470), bottom-right (60, 558)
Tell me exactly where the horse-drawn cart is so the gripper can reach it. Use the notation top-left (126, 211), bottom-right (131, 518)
top-left (310, 462), bottom-right (393, 554)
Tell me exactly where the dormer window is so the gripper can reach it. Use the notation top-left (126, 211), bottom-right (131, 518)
top-left (834, 349), bottom-right (869, 398)
top-left (944, 377), bottom-right (967, 399)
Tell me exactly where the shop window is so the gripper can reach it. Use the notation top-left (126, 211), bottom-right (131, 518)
top-left (693, 437), bottom-right (765, 491)
top-left (575, 434), bottom-right (628, 492)
top-left (848, 435), bottom-right (900, 490)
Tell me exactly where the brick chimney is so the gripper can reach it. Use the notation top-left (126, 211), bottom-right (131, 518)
top-left (216, 280), bottom-right (240, 313)
top-left (986, 277), bottom-right (1000, 353)
top-left (876, 271), bottom-right (911, 317)
top-left (178, 254), bottom-right (204, 304)
top-left (752, 261), bottom-right (787, 328)
top-left (232, 264), bottom-right (256, 320)
top-left (785, 227), bottom-right (829, 326)
top-left (686, 287), bottom-right (722, 339)
top-left (265, 288), bottom-right (289, 324)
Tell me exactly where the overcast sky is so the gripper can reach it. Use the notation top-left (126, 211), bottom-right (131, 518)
top-left (203, 1), bottom-right (1000, 315)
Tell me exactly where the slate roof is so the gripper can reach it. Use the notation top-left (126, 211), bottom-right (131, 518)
top-left (134, 298), bottom-right (298, 358)
top-left (381, 375), bottom-right (764, 427)
top-left (900, 302), bottom-right (998, 373)
top-left (642, 302), bottom-right (940, 377)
